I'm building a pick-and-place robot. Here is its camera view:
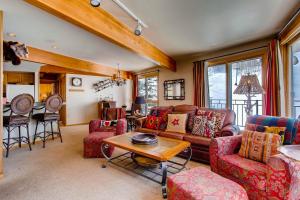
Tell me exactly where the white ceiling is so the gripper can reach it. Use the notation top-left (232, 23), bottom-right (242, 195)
top-left (102, 0), bottom-right (300, 58)
top-left (1, 0), bottom-right (300, 71)
top-left (1, 0), bottom-right (155, 71)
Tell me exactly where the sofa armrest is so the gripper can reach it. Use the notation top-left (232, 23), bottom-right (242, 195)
top-left (220, 124), bottom-right (240, 137)
top-left (266, 154), bottom-right (300, 199)
top-left (209, 135), bottom-right (242, 173)
top-left (116, 118), bottom-right (127, 135)
top-left (135, 117), bottom-right (147, 129)
top-left (89, 119), bottom-right (102, 133)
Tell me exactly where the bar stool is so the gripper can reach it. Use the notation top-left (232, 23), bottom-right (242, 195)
top-left (32, 94), bottom-right (63, 148)
top-left (3, 94), bottom-right (34, 157)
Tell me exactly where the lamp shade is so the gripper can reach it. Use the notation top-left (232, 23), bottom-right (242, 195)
top-left (233, 74), bottom-right (264, 95)
top-left (135, 96), bottom-right (145, 104)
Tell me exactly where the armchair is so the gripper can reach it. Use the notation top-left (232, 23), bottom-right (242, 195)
top-left (210, 115), bottom-right (300, 200)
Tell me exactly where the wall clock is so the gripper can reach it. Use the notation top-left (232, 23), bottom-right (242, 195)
top-left (71, 77), bottom-right (82, 87)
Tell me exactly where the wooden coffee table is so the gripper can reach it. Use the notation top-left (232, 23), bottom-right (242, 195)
top-left (101, 132), bottom-right (192, 198)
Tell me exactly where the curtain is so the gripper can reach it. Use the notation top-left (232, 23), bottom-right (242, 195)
top-left (264, 39), bottom-right (280, 116)
top-left (132, 74), bottom-right (138, 101)
top-left (193, 61), bottom-right (207, 107)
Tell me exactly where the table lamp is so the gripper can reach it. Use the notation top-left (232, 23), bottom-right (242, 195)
top-left (135, 96), bottom-right (146, 115)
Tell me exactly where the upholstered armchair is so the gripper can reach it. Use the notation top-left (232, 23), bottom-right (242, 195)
top-left (89, 108), bottom-right (127, 135)
top-left (210, 115), bottom-right (300, 200)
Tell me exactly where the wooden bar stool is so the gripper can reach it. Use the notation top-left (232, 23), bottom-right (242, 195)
top-left (32, 94), bottom-right (63, 148)
top-left (3, 94), bottom-right (34, 157)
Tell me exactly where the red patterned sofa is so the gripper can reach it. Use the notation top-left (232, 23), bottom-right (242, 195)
top-left (136, 105), bottom-right (239, 163)
top-left (210, 115), bottom-right (300, 200)
top-left (84, 108), bottom-right (127, 158)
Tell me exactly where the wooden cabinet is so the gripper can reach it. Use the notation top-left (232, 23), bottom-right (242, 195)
top-left (4, 72), bottom-right (35, 85)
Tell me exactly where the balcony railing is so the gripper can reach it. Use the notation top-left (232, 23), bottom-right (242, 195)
top-left (292, 100), bottom-right (300, 118)
top-left (208, 99), bottom-right (263, 127)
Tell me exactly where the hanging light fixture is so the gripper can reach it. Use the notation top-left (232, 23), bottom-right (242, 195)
top-left (134, 21), bottom-right (143, 36)
top-left (112, 64), bottom-right (126, 86)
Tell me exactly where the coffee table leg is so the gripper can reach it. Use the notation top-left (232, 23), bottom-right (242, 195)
top-left (161, 161), bottom-right (168, 199)
top-left (101, 143), bottom-right (111, 168)
top-left (182, 147), bottom-right (192, 169)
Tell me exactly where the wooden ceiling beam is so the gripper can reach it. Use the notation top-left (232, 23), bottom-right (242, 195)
top-left (23, 46), bottom-right (132, 79)
top-left (25, 0), bottom-right (176, 71)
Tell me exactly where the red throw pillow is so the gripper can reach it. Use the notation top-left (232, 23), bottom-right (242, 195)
top-left (144, 116), bottom-right (162, 130)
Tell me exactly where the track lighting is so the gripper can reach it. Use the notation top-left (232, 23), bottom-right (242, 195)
top-left (90, 0), bottom-right (101, 7)
top-left (134, 21), bottom-right (142, 36)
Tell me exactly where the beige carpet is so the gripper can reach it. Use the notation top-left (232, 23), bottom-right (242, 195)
top-left (0, 125), bottom-right (206, 200)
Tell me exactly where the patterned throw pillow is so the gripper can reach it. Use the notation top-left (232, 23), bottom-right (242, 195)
top-left (264, 126), bottom-right (286, 144)
top-left (192, 115), bottom-right (216, 138)
top-left (144, 116), bottom-right (162, 130)
top-left (100, 120), bottom-right (118, 127)
top-left (157, 110), bottom-right (172, 130)
top-left (166, 114), bottom-right (187, 134)
top-left (239, 130), bottom-right (281, 163)
top-left (197, 110), bottom-right (225, 132)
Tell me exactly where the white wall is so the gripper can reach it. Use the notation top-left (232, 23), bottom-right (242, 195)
top-left (66, 74), bottom-right (132, 125)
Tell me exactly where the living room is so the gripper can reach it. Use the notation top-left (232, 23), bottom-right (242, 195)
top-left (1, 0), bottom-right (300, 200)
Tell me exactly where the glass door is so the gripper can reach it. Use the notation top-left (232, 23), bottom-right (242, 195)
top-left (291, 39), bottom-right (300, 118)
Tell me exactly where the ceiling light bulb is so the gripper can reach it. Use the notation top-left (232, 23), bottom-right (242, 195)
top-left (134, 22), bottom-right (142, 36)
top-left (51, 45), bottom-right (58, 49)
top-left (90, 0), bottom-right (101, 7)
top-left (7, 32), bottom-right (16, 37)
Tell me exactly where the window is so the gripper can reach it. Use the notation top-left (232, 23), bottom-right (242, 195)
top-left (208, 57), bottom-right (264, 127)
top-left (291, 39), bottom-right (300, 118)
top-left (138, 75), bottom-right (158, 114)
top-left (208, 64), bottom-right (227, 109)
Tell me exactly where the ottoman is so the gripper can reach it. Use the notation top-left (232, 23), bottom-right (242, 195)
top-left (167, 167), bottom-right (248, 200)
top-left (83, 132), bottom-right (115, 158)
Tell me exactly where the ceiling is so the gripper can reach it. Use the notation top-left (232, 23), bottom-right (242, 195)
top-left (102, 0), bottom-right (300, 58)
top-left (1, 0), bottom-right (155, 71)
top-left (1, 0), bottom-right (300, 72)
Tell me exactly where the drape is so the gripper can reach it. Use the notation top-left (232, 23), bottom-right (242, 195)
top-left (264, 39), bottom-right (280, 116)
top-left (193, 61), bottom-right (207, 107)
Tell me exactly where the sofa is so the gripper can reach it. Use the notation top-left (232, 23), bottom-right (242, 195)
top-left (210, 115), bottom-right (300, 200)
top-left (135, 104), bottom-right (239, 163)
top-left (84, 108), bottom-right (127, 158)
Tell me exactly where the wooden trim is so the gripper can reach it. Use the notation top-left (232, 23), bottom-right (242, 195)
top-left (207, 48), bottom-right (267, 66)
top-left (23, 46), bottom-right (133, 79)
top-left (280, 13), bottom-right (300, 45)
top-left (0, 10), bottom-right (3, 178)
top-left (24, 0), bottom-right (176, 71)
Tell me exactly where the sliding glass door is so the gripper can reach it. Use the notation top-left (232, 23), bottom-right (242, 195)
top-left (208, 57), bottom-right (263, 127)
top-left (291, 39), bottom-right (300, 118)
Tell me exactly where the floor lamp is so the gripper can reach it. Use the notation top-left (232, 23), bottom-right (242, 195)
top-left (233, 73), bottom-right (264, 116)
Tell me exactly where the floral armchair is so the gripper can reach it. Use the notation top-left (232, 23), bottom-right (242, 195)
top-left (209, 115), bottom-right (300, 200)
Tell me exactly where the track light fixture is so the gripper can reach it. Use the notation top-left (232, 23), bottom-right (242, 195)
top-left (90, 0), bottom-right (101, 7)
top-left (134, 21), bottom-right (142, 36)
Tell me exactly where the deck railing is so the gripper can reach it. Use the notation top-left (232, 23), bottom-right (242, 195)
top-left (208, 98), bottom-right (263, 127)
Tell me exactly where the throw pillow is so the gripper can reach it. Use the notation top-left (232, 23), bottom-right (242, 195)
top-left (192, 115), bottom-right (216, 138)
top-left (166, 114), bottom-right (187, 134)
top-left (245, 123), bottom-right (257, 131)
top-left (197, 110), bottom-right (225, 132)
top-left (264, 126), bottom-right (286, 144)
top-left (239, 130), bottom-right (281, 163)
top-left (157, 109), bottom-right (172, 130)
top-left (144, 116), bottom-right (162, 130)
top-left (100, 120), bottom-right (118, 127)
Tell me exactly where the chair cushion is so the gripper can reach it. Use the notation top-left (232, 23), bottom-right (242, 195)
top-left (183, 134), bottom-right (211, 146)
top-left (218, 154), bottom-right (267, 191)
top-left (93, 126), bottom-right (117, 133)
top-left (3, 115), bottom-right (30, 126)
top-left (167, 167), bottom-right (248, 200)
top-left (32, 113), bottom-right (60, 121)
